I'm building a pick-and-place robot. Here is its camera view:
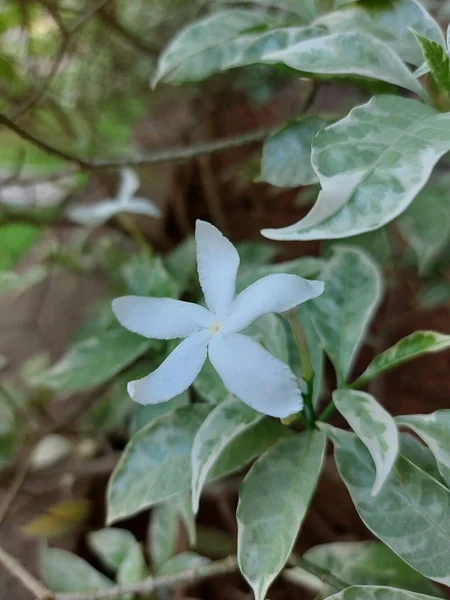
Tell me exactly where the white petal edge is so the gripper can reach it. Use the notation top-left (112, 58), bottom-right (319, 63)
top-left (222, 274), bottom-right (324, 333)
top-left (195, 220), bottom-right (240, 321)
top-left (118, 168), bottom-right (140, 202)
top-left (208, 333), bottom-right (303, 418)
top-left (66, 200), bottom-right (117, 226)
top-left (128, 330), bottom-right (210, 405)
top-left (112, 296), bottom-right (213, 339)
top-left (123, 197), bottom-right (161, 218)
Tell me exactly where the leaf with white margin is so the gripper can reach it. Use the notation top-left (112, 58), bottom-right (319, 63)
top-left (40, 548), bottom-right (114, 593)
top-left (262, 96), bottom-right (450, 242)
top-left (326, 585), bottom-right (442, 600)
top-left (310, 246), bottom-right (383, 383)
top-left (216, 0), bottom-right (316, 21)
top-left (260, 31), bottom-right (425, 98)
top-left (152, 9), bottom-right (280, 85)
top-left (157, 551), bottom-right (210, 576)
top-left (322, 424), bottom-right (450, 586)
top-left (396, 411), bottom-right (450, 488)
top-left (398, 177), bottom-right (450, 273)
top-left (237, 431), bottom-right (326, 600)
top-left (148, 502), bottom-right (179, 571)
top-left (352, 331), bottom-right (450, 388)
top-left (117, 543), bottom-right (148, 584)
top-left (236, 256), bottom-right (324, 292)
top-left (333, 389), bottom-right (398, 495)
top-left (316, 0), bottom-right (445, 67)
top-left (107, 404), bottom-right (286, 523)
top-left (285, 540), bottom-right (444, 598)
top-left (259, 116), bottom-right (332, 187)
top-left (88, 527), bottom-right (138, 572)
top-left (191, 396), bottom-right (263, 513)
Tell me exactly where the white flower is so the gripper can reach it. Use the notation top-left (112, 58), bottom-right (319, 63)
top-left (67, 168), bottom-right (161, 226)
top-left (112, 221), bottom-right (324, 418)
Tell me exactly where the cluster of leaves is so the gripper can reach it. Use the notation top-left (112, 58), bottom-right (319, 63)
top-left (4, 1), bottom-right (450, 600)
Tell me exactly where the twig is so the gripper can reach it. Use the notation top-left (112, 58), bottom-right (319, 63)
top-left (0, 546), bottom-right (53, 600)
top-left (97, 7), bottom-right (158, 56)
top-left (54, 556), bottom-right (238, 600)
top-left (0, 118), bottom-right (272, 170)
top-left (13, 0), bottom-right (110, 119)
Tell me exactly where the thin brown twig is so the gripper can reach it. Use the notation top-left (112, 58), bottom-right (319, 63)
top-left (0, 546), bottom-right (53, 600)
top-left (97, 6), bottom-right (158, 56)
top-left (55, 556), bottom-right (239, 600)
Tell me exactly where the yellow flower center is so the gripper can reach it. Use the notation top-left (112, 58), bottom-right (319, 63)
top-left (208, 320), bottom-right (222, 335)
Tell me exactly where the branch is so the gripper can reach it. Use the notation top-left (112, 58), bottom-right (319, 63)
top-left (0, 116), bottom-right (272, 170)
top-left (97, 7), bottom-right (158, 56)
top-left (0, 546), bottom-right (52, 600)
top-left (54, 556), bottom-right (238, 600)
top-left (291, 556), bottom-right (351, 592)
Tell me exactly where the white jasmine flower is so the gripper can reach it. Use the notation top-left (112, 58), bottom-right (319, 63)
top-left (67, 168), bottom-right (160, 226)
top-left (112, 221), bottom-right (324, 418)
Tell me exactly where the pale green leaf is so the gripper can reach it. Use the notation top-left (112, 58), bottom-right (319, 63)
top-left (420, 282), bottom-right (450, 308)
top-left (326, 586), bottom-right (442, 600)
top-left (174, 492), bottom-right (196, 547)
top-left (259, 116), bottom-right (331, 187)
top-left (396, 411), bottom-right (450, 488)
top-left (40, 548), bottom-right (114, 593)
top-left (153, 9), bottom-right (279, 85)
top-left (237, 431), bottom-right (326, 600)
top-left (400, 433), bottom-right (446, 485)
top-left (0, 223), bottom-right (41, 270)
top-left (32, 326), bottom-right (151, 393)
top-left (117, 544), bottom-right (148, 584)
top-left (108, 405), bottom-right (285, 523)
top-left (121, 255), bottom-right (178, 298)
top-left (412, 32), bottom-right (450, 96)
top-left (191, 397), bottom-right (263, 513)
top-left (262, 96), bottom-right (450, 241)
top-left (131, 392), bottom-right (189, 434)
top-left (217, 0), bottom-right (316, 21)
top-left (353, 331), bottom-right (450, 388)
top-left (157, 551), bottom-right (210, 576)
top-left (299, 303), bottom-right (324, 407)
top-left (398, 178), bottom-right (450, 272)
top-left (317, 0), bottom-right (445, 66)
top-left (287, 540), bottom-right (444, 597)
top-left (0, 266), bottom-right (47, 295)
top-left (323, 425), bottom-right (450, 586)
top-left (236, 256), bottom-right (324, 292)
top-left (149, 503), bottom-right (179, 571)
top-left (236, 241), bottom-right (277, 266)
top-left (324, 228), bottom-right (392, 267)
top-left (310, 247), bottom-right (383, 383)
top-left (245, 313), bottom-right (290, 364)
top-left (333, 390), bottom-right (398, 495)
top-left (193, 359), bottom-right (229, 404)
top-left (88, 528), bottom-right (138, 572)
top-left (164, 236), bottom-right (197, 291)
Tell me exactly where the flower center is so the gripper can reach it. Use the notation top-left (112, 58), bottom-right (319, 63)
top-left (208, 320), bottom-right (222, 335)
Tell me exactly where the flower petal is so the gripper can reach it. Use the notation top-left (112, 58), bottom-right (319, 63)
top-left (67, 200), bottom-right (118, 226)
top-left (195, 220), bottom-right (240, 320)
top-left (222, 273), bottom-right (324, 333)
top-left (124, 197), bottom-right (161, 218)
top-left (128, 330), bottom-right (210, 404)
top-left (208, 333), bottom-right (303, 418)
top-left (112, 296), bottom-right (213, 339)
top-left (118, 168), bottom-right (140, 202)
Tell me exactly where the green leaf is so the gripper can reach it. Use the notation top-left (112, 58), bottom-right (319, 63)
top-left (149, 502), bottom-right (179, 571)
top-left (400, 433), bottom-right (446, 486)
top-left (299, 304), bottom-right (324, 407)
top-left (40, 548), bottom-right (113, 593)
top-left (117, 543), bottom-right (148, 585)
top-left (0, 399), bottom-right (16, 468)
top-left (236, 241), bottom-right (277, 267)
top-left (157, 551), bottom-right (210, 576)
top-left (245, 313), bottom-right (290, 364)
top-left (353, 331), bottom-right (450, 388)
top-left (324, 228), bottom-right (392, 267)
top-left (412, 32), bottom-right (450, 96)
top-left (333, 390), bottom-right (398, 495)
top-left (193, 359), bottom-right (229, 404)
top-left (0, 223), bottom-right (41, 270)
top-left (131, 392), bottom-right (189, 435)
top-left (108, 405), bottom-right (286, 523)
top-left (396, 411), bottom-right (450, 488)
top-left (317, 0), bottom-right (445, 67)
top-left (237, 431), bottom-right (326, 600)
top-left (262, 96), bottom-right (450, 242)
top-left (310, 246), bottom-right (383, 383)
top-left (326, 586), bottom-right (442, 600)
top-left (287, 540), bottom-right (444, 597)
top-left (398, 178), bottom-right (450, 273)
top-left (323, 425), bottom-right (450, 585)
top-left (0, 266), bottom-right (47, 295)
top-left (191, 397), bottom-right (264, 513)
top-left (174, 491), bottom-right (196, 547)
top-left (259, 116), bottom-right (331, 187)
top-left (108, 405), bottom-right (210, 524)
top-left (32, 325), bottom-right (151, 393)
top-left (88, 528), bottom-right (138, 572)
top-left (164, 236), bottom-right (197, 292)
top-left (217, 0), bottom-right (316, 21)
top-left (121, 255), bottom-right (179, 298)
top-left (153, 9), bottom-right (279, 85)
top-left (260, 31), bottom-right (425, 97)
top-left (236, 256), bottom-right (324, 292)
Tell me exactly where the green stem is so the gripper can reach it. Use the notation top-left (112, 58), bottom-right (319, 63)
top-left (318, 400), bottom-right (336, 422)
top-left (285, 309), bottom-right (316, 426)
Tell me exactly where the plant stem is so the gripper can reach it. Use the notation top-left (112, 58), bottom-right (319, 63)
top-left (115, 214), bottom-right (152, 254)
top-left (318, 400), bottom-right (336, 422)
top-left (285, 309), bottom-right (316, 426)
top-left (0, 546), bottom-right (53, 600)
top-left (291, 556), bottom-right (351, 592)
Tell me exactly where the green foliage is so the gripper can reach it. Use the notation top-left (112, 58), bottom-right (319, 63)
top-left (413, 31), bottom-right (450, 96)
